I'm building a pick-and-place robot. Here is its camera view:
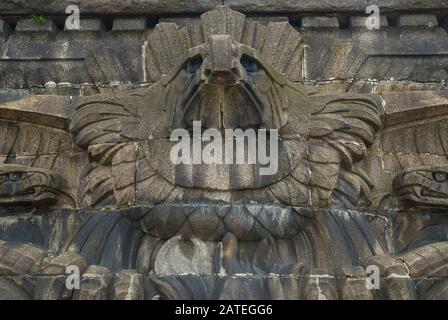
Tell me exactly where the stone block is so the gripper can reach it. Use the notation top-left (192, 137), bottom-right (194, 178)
top-left (397, 15), bottom-right (438, 27)
top-left (112, 18), bottom-right (148, 31)
top-left (65, 19), bottom-right (105, 31)
top-left (350, 16), bottom-right (389, 29)
top-left (16, 19), bottom-right (57, 32)
top-left (112, 270), bottom-right (144, 300)
top-left (302, 16), bottom-right (339, 29)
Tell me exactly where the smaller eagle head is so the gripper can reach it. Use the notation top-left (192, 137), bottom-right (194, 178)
top-left (394, 166), bottom-right (448, 208)
top-left (0, 165), bottom-right (63, 206)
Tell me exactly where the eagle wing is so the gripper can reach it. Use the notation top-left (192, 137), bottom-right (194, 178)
top-left (70, 96), bottom-right (141, 208)
top-left (307, 93), bottom-right (382, 207)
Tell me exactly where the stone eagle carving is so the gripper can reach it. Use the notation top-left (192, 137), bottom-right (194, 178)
top-left (394, 166), bottom-right (448, 208)
top-left (70, 6), bottom-right (382, 213)
top-left (2, 6), bottom-right (420, 301)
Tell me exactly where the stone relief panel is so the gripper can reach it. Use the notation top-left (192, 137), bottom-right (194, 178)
top-left (0, 6), bottom-right (447, 300)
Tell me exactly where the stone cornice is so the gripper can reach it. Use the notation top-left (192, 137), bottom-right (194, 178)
top-left (0, 1), bottom-right (447, 16)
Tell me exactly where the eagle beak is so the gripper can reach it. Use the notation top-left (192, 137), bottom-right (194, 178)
top-left (206, 69), bottom-right (239, 85)
top-left (203, 35), bottom-right (240, 86)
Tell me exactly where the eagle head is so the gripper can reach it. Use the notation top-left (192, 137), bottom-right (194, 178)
top-left (0, 164), bottom-right (63, 206)
top-left (160, 34), bottom-right (290, 133)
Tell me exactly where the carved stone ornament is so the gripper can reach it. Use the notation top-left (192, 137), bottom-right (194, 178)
top-left (0, 6), bottom-right (447, 300)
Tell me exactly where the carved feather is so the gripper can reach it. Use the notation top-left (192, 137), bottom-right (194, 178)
top-left (307, 94), bottom-right (381, 206)
top-left (70, 99), bottom-right (141, 208)
top-left (309, 95), bottom-right (381, 169)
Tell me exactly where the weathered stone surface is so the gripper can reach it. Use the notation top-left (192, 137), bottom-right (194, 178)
top-left (34, 276), bottom-right (72, 300)
top-left (15, 19), bottom-right (57, 32)
top-left (350, 16), bottom-right (389, 28)
top-left (81, 0), bottom-right (221, 14)
top-left (112, 270), bottom-right (144, 300)
top-left (382, 91), bottom-right (448, 127)
top-left (0, 278), bottom-right (31, 299)
top-left (400, 242), bottom-right (448, 277)
top-left (302, 16), bottom-right (448, 90)
top-left (0, 9), bottom-right (447, 94)
top-left (3, 0), bottom-right (447, 15)
top-left (381, 91), bottom-right (448, 156)
top-left (68, 18), bottom-right (104, 32)
top-left (0, 19), bottom-right (146, 92)
top-left (112, 18), bottom-right (147, 31)
top-left (39, 251), bottom-right (90, 276)
top-left (74, 265), bottom-right (112, 300)
top-left (0, 5), bottom-right (448, 301)
top-left (397, 14), bottom-right (439, 27)
top-left (302, 17), bottom-right (339, 29)
top-left (0, 0), bottom-right (78, 14)
top-left (364, 255), bottom-right (409, 277)
top-left (0, 96), bottom-right (70, 128)
top-left (0, 242), bottom-right (45, 275)
top-left (304, 270), bottom-right (338, 300)
top-left (336, 266), bottom-right (374, 300)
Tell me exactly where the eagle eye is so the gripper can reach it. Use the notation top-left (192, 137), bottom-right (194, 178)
top-left (186, 56), bottom-right (203, 74)
top-left (241, 54), bottom-right (260, 73)
top-left (434, 172), bottom-right (448, 183)
top-left (9, 172), bottom-right (22, 182)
